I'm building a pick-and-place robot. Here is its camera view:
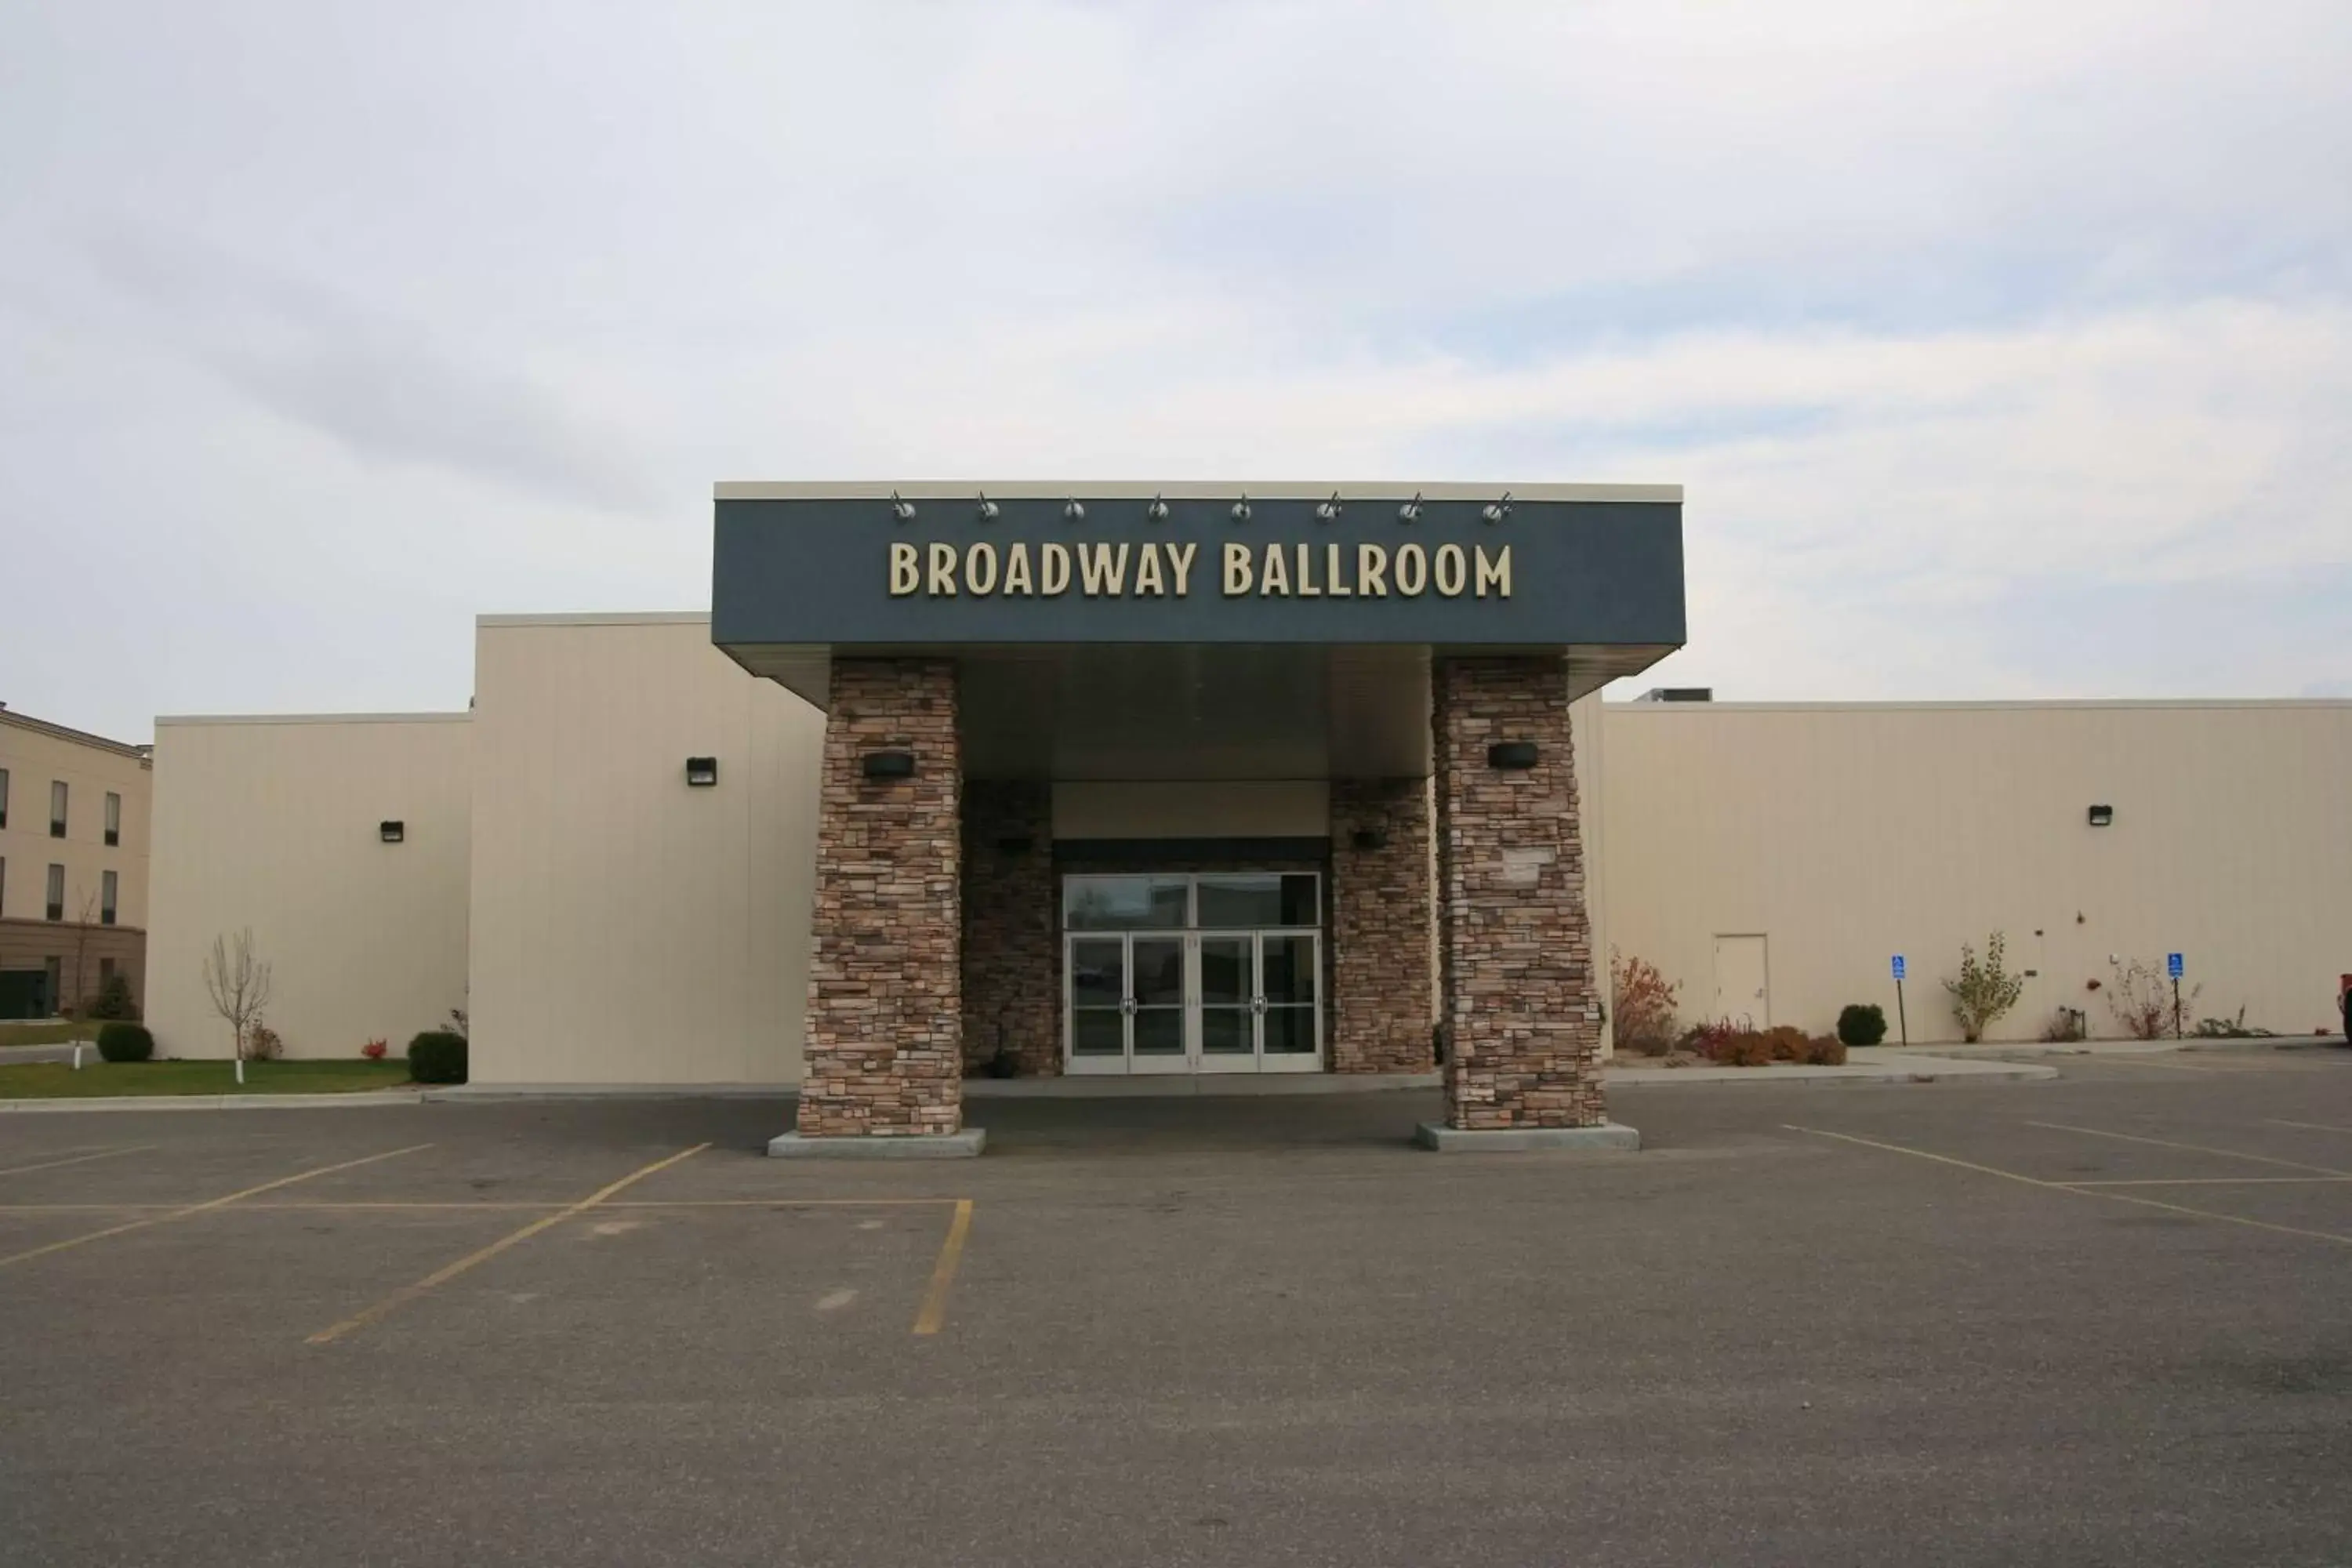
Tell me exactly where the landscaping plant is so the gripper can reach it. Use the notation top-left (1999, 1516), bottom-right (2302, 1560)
top-left (201, 927), bottom-right (274, 1087)
top-left (1835, 1004), bottom-right (1887, 1047)
top-left (1944, 931), bottom-right (2026, 1043)
top-left (95, 1022), bottom-right (154, 1063)
top-left (2039, 1007), bottom-right (2088, 1043)
top-left (2106, 957), bottom-right (2202, 1040)
top-left (81, 972), bottom-right (138, 1022)
top-left (408, 1029), bottom-right (469, 1084)
top-left (1609, 948), bottom-right (1681, 1056)
top-left (361, 1037), bottom-right (389, 1060)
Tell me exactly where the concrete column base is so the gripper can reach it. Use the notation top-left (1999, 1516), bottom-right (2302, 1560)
top-left (1413, 1121), bottom-right (1639, 1153)
top-left (768, 1129), bottom-right (988, 1159)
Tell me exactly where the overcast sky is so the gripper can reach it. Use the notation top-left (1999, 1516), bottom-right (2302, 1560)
top-left (3, 2), bottom-right (2347, 741)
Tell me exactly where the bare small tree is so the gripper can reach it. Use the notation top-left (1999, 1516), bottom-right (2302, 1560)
top-left (65, 889), bottom-right (100, 1047)
top-left (202, 928), bottom-right (274, 1087)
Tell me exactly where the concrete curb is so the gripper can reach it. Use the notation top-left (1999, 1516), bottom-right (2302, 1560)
top-left (1414, 1120), bottom-right (1642, 1152)
top-left (1607, 1056), bottom-right (2058, 1087)
top-left (0, 1090), bottom-right (427, 1113)
top-left (422, 1084), bottom-right (793, 1102)
top-left (964, 1073), bottom-right (1441, 1098)
top-left (768, 1129), bottom-right (987, 1159)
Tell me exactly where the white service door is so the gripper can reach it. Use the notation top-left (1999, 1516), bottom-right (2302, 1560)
top-left (1712, 935), bottom-right (1769, 1028)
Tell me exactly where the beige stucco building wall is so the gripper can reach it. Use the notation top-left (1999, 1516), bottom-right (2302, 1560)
top-left (0, 708), bottom-right (153, 1013)
top-left (1598, 701), bottom-right (2352, 1043)
top-left (466, 615), bottom-right (824, 1085)
top-left (146, 714), bottom-right (472, 1058)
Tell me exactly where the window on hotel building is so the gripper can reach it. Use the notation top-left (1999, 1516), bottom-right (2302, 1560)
top-left (0, 766), bottom-right (9, 828)
top-left (50, 780), bottom-right (67, 838)
top-left (0, 855), bottom-right (6, 916)
top-left (45, 862), bottom-right (65, 922)
top-left (101, 870), bottom-right (118, 926)
top-left (105, 791), bottom-right (121, 847)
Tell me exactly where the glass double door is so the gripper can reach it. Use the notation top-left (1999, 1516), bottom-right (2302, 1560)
top-left (1065, 930), bottom-right (1322, 1075)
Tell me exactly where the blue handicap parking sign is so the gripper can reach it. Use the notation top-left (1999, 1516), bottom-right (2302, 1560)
top-left (1892, 955), bottom-right (1907, 981)
top-left (2167, 953), bottom-right (2184, 978)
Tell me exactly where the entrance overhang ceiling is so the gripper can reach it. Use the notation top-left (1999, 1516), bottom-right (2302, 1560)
top-left (713, 483), bottom-right (1685, 781)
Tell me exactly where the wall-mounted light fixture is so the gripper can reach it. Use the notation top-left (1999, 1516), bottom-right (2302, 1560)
top-left (379, 820), bottom-right (406, 844)
top-left (1063, 499), bottom-right (1087, 521)
top-left (1397, 492), bottom-right (1423, 523)
top-left (2086, 804), bottom-right (2114, 827)
top-left (862, 750), bottom-right (916, 781)
top-left (1482, 491), bottom-right (1514, 524)
top-left (1350, 827), bottom-right (1388, 851)
top-left (975, 492), bottom-right (999, 521)
top-left (1316, 491), bottom-right (1344, 521)
top-left (685, 756), bottom-right (719, 788)
top-left (889, 490), bottom-right (916, 521)
top-left (1488, 741), bottom-right (1540, 770)
top-left (1145, 495), bottom-right (1169, 521)
top-left (1231, 495), bottom-right (1252, 523)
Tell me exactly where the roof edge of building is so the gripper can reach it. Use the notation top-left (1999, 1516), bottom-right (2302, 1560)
top-left (713, 481), bottom-right (1682, 504)
top-left (1604, 697), bottom-right (2352, 713)
top-left (476, 611), bottom-right (712, 628)
top-left (153, 711), bottom-right (473, 728)
top-left (0, 706), bottom-right (153, 759)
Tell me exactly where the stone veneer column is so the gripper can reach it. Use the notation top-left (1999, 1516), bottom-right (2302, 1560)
top-left (960, 780), bottom-right (1060, 1077)
top-left (798, 658), bottom-right (964, 1137)
top-left (1432, 657), bottom-right (1607, 1129)
top-left (1330, 778), bottom-right (1436, 1073)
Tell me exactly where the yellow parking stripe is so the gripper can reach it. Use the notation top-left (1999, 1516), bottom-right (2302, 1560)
top-left (1789, 1126), bottom-right (2352, 1249)
top-left (912, 1199), bottom-right (975, 1336)
top-left (0, 1145), bottom-right (153, 1178)
top-left (2023, 1120), bottom-right (2352, 1176)
top-left (0, 1144), bottom-right (432, 1269)
top-left (306, 1143), bottom-right (709, 1345)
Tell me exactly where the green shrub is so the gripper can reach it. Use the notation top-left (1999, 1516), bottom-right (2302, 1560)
top-left (96, 1022), bottom-right (154, 1063)
top-left (82, 973), bottom-right (140, 1022)
top-left (407, 1029), bottom-right (469, 1084)
top-left (1836, 1004), bottom-right (1887, 1047)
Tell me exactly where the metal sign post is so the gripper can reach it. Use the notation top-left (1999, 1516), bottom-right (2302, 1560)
top-left (2168, 953), bottom-right (2185, 1039)
top-left (1892, 955), bottom-right (1909, 1047)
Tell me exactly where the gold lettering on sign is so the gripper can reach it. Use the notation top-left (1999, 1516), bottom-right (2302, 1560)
top-left (1258, 542), bottom-right (1290, 596)
top-left (1167, 541), bottom-right (1198, 596)
top-left (1224, 542), bottom-right (1253, 595)
top-left (1434, 543), bottom-right (1466, 597)
top-left (1078, 543), bottom-right (1130, 597)
top-left (964, 542), bottom-right (998, 596)
top-left (1294, 543), bottom-right (1320, 597)
top-left (1394, 543), bottom-right (1427, 596)
top-left (1475, 543), bottom-right (1511, 598)
top-left (1132, 543), bottom-right (1166, 597)
top-left (890, 531), bottom-right (1510, 602)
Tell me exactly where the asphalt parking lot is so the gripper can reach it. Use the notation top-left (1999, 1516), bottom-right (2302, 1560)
top-left (5, 1047), bottom-right (2352, 1566)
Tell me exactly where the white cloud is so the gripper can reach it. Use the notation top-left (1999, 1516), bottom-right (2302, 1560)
top-left (0, 0), bottom-right (2347, 734)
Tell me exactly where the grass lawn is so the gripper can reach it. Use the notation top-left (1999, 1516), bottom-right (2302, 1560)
top-left (0, 1060), bottom-right (416, 1098)
top-left (0, 1020), bottom-right (82, 1048)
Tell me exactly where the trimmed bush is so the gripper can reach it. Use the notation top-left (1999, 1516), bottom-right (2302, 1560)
top-left (82, 972), bottom-right (140, 1022)
top-left (96, 1022), bottom-right (154, 1063)
top-left (1836, 1004), bottom-right (1887, 1047)
top-left (407, 1029), bottom-right (469, 1084)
